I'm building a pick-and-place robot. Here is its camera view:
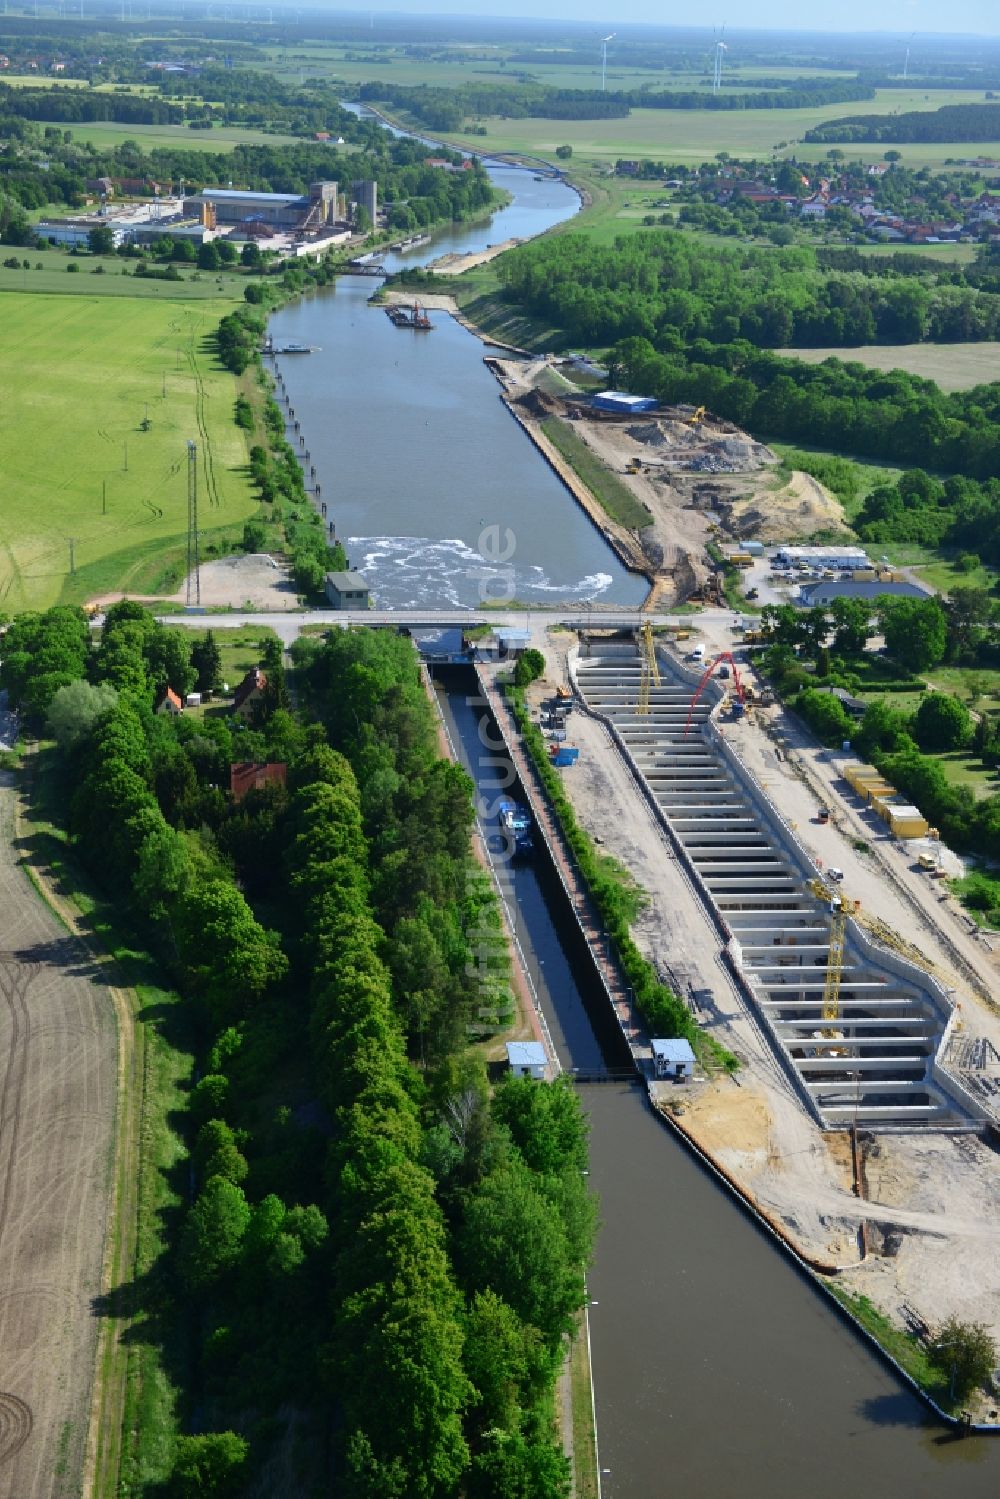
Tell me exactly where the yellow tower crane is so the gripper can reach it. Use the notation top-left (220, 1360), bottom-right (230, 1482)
top-left (637, 619), bottom-right (660, 716)
top-left (808, 878), bottom-right (855, 1030)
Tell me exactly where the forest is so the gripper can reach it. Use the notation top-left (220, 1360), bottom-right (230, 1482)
top-left (497, 230), bottom-right (1000, 350)
top-left (805, 102), bottom-right (1000, 145)
top-left (0, 605), bottom-right (597, 1497)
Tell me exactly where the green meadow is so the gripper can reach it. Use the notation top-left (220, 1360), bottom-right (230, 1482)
top-left (0, 292), bottom-right (256, 612)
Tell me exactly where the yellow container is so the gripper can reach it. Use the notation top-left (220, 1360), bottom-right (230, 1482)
top-left (845, 763), bottom-right (881, 793)
top-left (889, 806), bottom-right (929, 839)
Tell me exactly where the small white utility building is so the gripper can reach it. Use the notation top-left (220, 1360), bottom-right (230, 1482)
top-left (506, 1041), bottom-right (547, 1080)
top-left (652, 1038), bottom-right (695, 1081)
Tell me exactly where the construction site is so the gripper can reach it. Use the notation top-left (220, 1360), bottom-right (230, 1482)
top-left (487, 355), bottom-right (845, 606)
top-left (525, 620), bottom-right (1000, 1407)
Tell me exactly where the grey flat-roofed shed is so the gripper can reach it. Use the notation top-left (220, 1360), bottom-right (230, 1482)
top-left (325, 571), bottom-right (370, 609)
top-left (506, 1041), bottom-right (547, 1079)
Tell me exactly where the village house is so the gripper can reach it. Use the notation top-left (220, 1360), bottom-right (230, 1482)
top-left (156, 687), bottom-right (183, 717)
top-left (229, 762), bottom-right (287, 802)
top-left (231, 666), bottom-right (268, 721)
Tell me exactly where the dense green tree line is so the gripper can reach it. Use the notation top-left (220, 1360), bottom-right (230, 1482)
top-left (806, 102), bottom-right (1000, 145)
top-left (2, 604), bottom-right (593, 1494)
top-left (499, 229), bottom-right (1000, 350)
top-left (0, 83), bottom-right (185, 126)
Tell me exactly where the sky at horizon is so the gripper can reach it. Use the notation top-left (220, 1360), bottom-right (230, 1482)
top-left (355, 2), bottom-right (999, 37)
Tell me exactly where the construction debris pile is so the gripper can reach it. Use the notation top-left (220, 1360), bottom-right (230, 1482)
top-left (626, 420), bottom-right (775, 474)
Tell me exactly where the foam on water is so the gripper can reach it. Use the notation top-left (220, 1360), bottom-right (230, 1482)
top-left (350, 536), bottom-right (616, 610)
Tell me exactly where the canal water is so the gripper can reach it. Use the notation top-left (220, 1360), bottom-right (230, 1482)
top-left (438, 667), bottom-right (1000, 1498)
top-left (267, 152), bottom-right (648, 610)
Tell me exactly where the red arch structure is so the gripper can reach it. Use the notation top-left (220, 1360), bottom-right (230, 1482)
top-left (684, 652), bottom-right (747, 737)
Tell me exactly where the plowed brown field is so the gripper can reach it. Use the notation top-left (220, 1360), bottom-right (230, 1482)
top-left (0, 773), bottom-right (117, 1498)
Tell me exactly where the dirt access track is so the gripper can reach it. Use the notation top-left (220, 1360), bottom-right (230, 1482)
top-left (0, 771), bottom-right (118, 1497)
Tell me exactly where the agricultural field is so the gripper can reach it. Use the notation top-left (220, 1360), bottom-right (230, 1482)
top-left (858, 241), bottom-right (979, 266)
top-left (0, 246), bottom-right (250, 300)
top-left (0, 292), bottom-right (257, 612)
top-left (47, 119), bottom-right (300, 152)
top-left (259, 41), bottom-right (872, 95)
top-left (428, 88), bottom-right (997, 168)
top-left (778, 341), bottom-right (1000, 392)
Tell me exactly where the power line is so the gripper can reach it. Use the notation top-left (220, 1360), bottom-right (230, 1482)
top-left (186, 440), bottom-right (201, 607)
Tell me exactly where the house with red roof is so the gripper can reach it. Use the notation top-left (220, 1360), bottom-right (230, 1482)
top-left (230, 762), bottom-right (287, 802)
top-left (156, 687), bottom-right (183, 716)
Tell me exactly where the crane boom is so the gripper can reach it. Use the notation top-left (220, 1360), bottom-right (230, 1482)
top-left (808, 878), bottom-right (853, 1030)
top-left (637, 619), bottom-right (660, 716)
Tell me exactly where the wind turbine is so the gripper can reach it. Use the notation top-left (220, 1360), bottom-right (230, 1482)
top-left (903, 32), bottom-right (916, 81)
top-left (713, 40), bottom-right (728, 94)
top-left (600, 34), bottom-right (615, 93)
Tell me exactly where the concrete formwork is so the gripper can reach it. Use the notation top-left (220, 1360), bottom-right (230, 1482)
top-left (572, 641), bottom-right (980, 1130)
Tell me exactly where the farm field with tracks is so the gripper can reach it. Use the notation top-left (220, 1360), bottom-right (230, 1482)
top-left (0, 769), bottom-right (119, 1497)
top-left (0, 294), bottom-right (255, 611)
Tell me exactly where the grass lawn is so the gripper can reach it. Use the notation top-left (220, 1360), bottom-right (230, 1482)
top-left (0, 247), bottom-right (251, 301)
top-left (179, 625), bottom-right (277, 700)
top-left (538, 416), bottom-right (652, 530)
top-left (937, 750), bottom-right (1000, 798)
top-left (0, 292), bottom-right (257, 612)
top-left (874, 542), bottom-right (999, 596)
top-left (778, 341), bottom-right (1000, 393)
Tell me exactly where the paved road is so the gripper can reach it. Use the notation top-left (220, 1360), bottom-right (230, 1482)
top-left (0, 774), bottom-right (118, 1497)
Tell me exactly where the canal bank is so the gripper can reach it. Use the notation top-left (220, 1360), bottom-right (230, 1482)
top-left (435, 662), bottom-right (1000, 1495)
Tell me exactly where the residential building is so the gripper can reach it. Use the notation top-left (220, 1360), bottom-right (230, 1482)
top-left (231, 666), bottom-right (269, 720)
top-left (156, 687), bottom-right (183, 716)
top-left (230, 762), bottom-right (288, 802)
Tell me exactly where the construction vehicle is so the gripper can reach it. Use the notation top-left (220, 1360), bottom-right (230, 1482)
top-left (684, 652), bottom-right (747, 736)
top-left (625, 458), bottom-right (642, 474)
top-left (686, 404), bottom-right (706, 425)
top-left (637, 618), bottom-right (661, 716)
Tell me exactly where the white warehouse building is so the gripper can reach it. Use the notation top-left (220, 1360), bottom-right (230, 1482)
top-left (773, 544), bottom-right (870, 570)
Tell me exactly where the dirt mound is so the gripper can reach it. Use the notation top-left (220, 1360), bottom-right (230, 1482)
top-left (718, 469), bottom-right (845, 541)
top-left (687, 436), bottom-right (776, 473)
top-left (512, 387), bottom-right (560, 419)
